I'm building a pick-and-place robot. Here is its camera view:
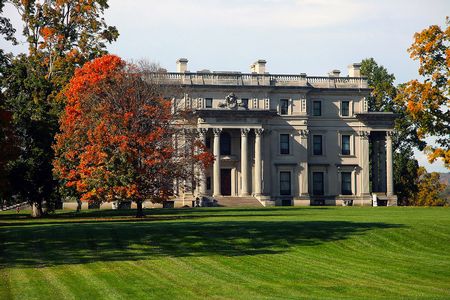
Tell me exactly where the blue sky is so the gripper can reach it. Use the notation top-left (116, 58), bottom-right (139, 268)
top-left (2, 0), bottom-right (449, 172)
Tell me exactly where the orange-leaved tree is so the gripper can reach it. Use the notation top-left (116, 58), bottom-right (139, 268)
top-left (396, 17), bottom-right (450, 168)
top-left (53, 55), bottom-right (213, 216)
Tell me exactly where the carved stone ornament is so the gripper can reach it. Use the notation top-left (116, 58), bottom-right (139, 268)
top-left (241, 128), bottom-right (250, 136)
top-left (255, 128), bottom-right (265, 136)
top-left (299, 129), bottom-right (309, 137)
top-left (213, 128), bottom-right (222, 136)
top-left (358, 130), bottom-right (370, 139)
top-left (198, 128), bottom-right (208, 137)
top-left (218, 93), bottom-right (238, 109)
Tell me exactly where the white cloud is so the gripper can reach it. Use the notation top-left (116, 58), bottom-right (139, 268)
top-left (106, 0), bottom-right (373, 30)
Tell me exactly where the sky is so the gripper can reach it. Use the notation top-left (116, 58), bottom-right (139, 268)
top-left (1, 0), bottom-right (449, 172)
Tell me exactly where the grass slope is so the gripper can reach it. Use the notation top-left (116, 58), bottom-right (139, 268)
top-left (0, 207), bottom-right (449, 299)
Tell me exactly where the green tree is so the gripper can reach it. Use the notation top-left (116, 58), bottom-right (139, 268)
top-left (2, 0), bottom-right (118, 216)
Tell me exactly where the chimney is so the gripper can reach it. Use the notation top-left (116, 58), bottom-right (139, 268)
top-left (328, 69), bottom-right (341, 77)
top-left (176, 58), bottom-right (188, 73)
top-left (250, 59), bottom-right (267, 74)
top-left (348, 63), bottom-right (361, 77)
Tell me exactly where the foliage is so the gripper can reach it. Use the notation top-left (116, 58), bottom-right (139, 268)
top-left (395, 18), bottom-right (450, 168)
top-left (360, 58), bottom-right (397, 112)
top-left (413, 167), bottom-right (447, 206)
top-left (53, 55), bottom-right (213, 217)
top-left (0, 0), bottom-right (16, 45)
top-left (10, 0), bottom-right (118, 87)
top-left (2, 55), bottom-right (60, 214)
top-left (1, 0), bottom-right (118, 217)
top-left (393, 149), bottom-right (419, 206)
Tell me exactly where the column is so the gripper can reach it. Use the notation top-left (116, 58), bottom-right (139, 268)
top-left (254, 128), bottom-right (264, 196)
top-left (299, 130), bottom-right (309, 197)
top-left (198, 128), bottom-right (208, 196)
top-left (386, 131), bottom-right (394, 196)
top-left (359, 131), bottom-right (370, 195)
top-left (240, 128), bottom-right (250, 196)
top-left (213, 128), bottom-right (222, 197)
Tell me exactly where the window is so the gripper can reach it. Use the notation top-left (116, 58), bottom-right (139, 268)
top-left (220, 132), bottom-right (231, 155)
top-left (341, 101), bottom-right (350, 116)
top-left (341, 172), bottom-right (352, 195)
top-left (206, 177), bottom-right (211, 190)
top-left (280, 134), bottom-right (290, 154)
top-left (313, 172), bottom-right (324, 195)
top-left (280, 172), bottom-right (291, 195)
top-left (280, 99), bottom-right (289, 115)
top-left (341, 135), bottom-right (350, 155)
top-left (313, 101), bottom-right (321, 116)
top-left (205, 98), bottom-right (212, 108)
top-left (313, 135), bottom-right (323, 155)
top-left (241, 98), bottom-right (249, 108)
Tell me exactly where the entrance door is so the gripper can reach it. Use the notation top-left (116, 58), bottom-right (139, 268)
top-left (221, 169), bottom-right (232, 196)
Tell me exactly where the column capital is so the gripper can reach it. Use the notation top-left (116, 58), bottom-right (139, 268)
top-left (213, 128), bottom-right (222, 136)
top-left (241, 128), bottom-right (250, 137)
top-left (386, 130), bottom-right (395, 138)
top-left (255, 128), bottom-right (265, 136)
top-left (198, 128), bottom-right (208, 137)
top-left (358, 130), bottom-right (370, 139)
top-left (183, 128), bottom-right (197, 135)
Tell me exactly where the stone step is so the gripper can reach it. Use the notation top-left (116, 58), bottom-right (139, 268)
top-left (214, 197), bottom-right (263, 207)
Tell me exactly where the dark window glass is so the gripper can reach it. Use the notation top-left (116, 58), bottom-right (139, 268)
top-left (206, 177), bottom-right (211, 190)
top-left (280, 134), bottom-right (290, 154)
top-left (341, 101), bottom-right (349, 116)
top-left (280, 99), bottom-right (289, 115)
top-left (220, 132), bottom-right (231, 155)
top-left (205, 98), bottom-right (213, 108)
top-left (242, 98), bottom-right (249, 108)
top-left (313, 101), bottom-right (321, 116)
top-left (341, 172), bottom-right (352, 195)
top-left (313, 172), bottom-right (324, 195)
top-left (205, 136), bottom-right (211, 149)
top-left (280, 172), bottom-right (291, 195)
top-left (313, 135), bottom-right (322, 155)
top-left (342, 135), bottom-right (350, 155)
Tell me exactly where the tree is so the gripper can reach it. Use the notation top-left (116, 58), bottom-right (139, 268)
top-left (0, 0), bottom-right (18, 208)
top-left (53, 55), bottom-right (213, 217)
top-left (360, 58), bottom-right (397, 112)
top-left (1, 0), bottom-right (118, 217)
top-left (396, 17), bottom-right (450, 168)
top-left (414, 167), bottom-right (446, 206)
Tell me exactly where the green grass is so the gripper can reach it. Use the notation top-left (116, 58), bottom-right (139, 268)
top-left (0, 207), bottom-right (449, 299)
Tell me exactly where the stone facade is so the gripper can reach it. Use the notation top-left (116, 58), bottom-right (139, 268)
top-left (169, 59), bottom-right (397, 207)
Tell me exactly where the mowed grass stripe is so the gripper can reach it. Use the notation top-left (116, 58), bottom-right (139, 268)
top-left (0, 207), bottom-right (449, 299)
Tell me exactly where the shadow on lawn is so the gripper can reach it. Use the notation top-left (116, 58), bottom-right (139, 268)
top-left (0, 219), bottom-right (404, 268)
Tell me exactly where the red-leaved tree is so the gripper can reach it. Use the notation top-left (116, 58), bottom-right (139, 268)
top-left (53, 55), bottom-right (213, 216)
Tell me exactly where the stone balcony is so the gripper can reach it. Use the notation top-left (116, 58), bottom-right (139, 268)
top-left (150, 72), bottom-right (369, 89)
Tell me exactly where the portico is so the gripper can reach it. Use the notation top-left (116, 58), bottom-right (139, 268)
top-left (199, 126), bottom-right (266, 198)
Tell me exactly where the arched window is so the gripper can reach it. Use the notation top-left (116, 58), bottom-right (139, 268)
top-left (220, 132), bottom-right (231, 155)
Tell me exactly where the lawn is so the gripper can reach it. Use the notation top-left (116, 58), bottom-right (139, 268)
top-left (0, 206), bottom-right (449, 299)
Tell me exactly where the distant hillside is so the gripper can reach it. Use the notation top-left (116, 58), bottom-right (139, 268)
top-left (439, 173), bottom-right (450, 186)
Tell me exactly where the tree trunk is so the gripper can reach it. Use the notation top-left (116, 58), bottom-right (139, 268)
top-left (76, 199), bottom-right (82, 212)
top-left (31, 202), bottom-right (43, 218)
top-left (136, 200), bottom-right (144, 218)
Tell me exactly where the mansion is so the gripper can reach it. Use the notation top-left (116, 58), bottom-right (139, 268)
top-left (170, 58), bottom-right (397, 207)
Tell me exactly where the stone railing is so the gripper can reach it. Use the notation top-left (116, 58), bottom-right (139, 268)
top-left (149, 72), bottom-right (368, 89)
